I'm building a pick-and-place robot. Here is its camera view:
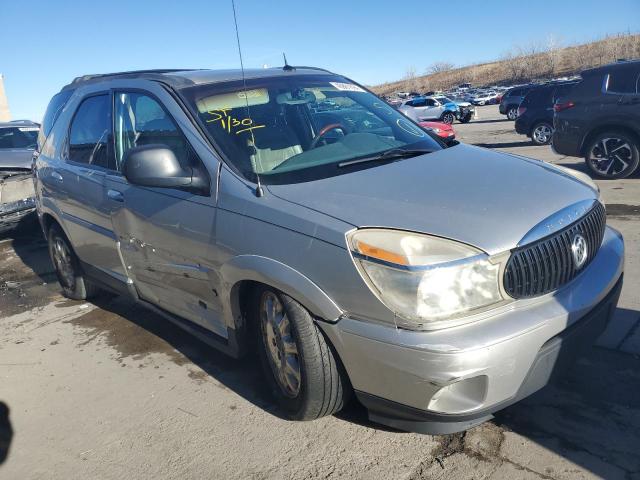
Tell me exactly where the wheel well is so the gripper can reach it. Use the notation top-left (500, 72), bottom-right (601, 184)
top-left (580, 125), bottom-right (640, 156)
top-left (41, 213), bottom-right (59, 237)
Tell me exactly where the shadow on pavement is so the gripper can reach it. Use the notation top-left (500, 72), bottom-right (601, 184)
top-left (0, 402), bottom-right (12, 465)
top-left (495, 344), bottom-right (640, 478)
top-left (467, 118), bottom-right (511, 125)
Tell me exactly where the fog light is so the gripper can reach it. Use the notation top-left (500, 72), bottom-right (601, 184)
top-left (427, 376), bottom-right (488, 414)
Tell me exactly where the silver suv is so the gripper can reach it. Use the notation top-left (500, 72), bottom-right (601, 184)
top-left (34, 68), bottom-right (624, 434)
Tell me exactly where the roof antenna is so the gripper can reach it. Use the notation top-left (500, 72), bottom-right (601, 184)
top-left (231, 0), bottom-right (264, 197)
top-left (283, 53), bottom-right (295, 71)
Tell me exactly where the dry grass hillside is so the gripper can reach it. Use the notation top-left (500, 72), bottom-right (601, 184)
top-left (373, 33), bottom-right (640, 95)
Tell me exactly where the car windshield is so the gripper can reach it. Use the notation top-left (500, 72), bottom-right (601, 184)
top-left (435, 96), bottom-right (453, 104)
top-left (0, 126), bottom-right (39, 150)
top-left (180, 74), bottom-right (441, 184)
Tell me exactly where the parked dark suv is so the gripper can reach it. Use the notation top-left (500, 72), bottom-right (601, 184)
top-left (553, 60), bottom-right (640, 179)
top-left (515, 82), bottom-right (577, 145)
top-left (499, 85), bottom-right (534, 120)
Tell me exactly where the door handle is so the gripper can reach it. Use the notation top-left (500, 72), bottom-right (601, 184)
top-left (51, 171), bottom-right (63, 182)
top-left (107, 189), bottom-right (124, 202)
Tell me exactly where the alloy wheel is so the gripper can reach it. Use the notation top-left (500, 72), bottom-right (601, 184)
top-left (507, 108), bottom-right (518, 120)
top-left (51, 237), bottom-right (75, 288)
top-left (260, 291), bottom-right (301, 398)
top-left (532, 124), bottom-right (552, 144)
top-left (588, 137), bottom-right (633, 177)
top-left (442, 112), bottom-right (454, 124)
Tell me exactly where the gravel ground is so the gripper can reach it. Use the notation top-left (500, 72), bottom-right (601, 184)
top-left (0, 105), bottom-right (639, 480)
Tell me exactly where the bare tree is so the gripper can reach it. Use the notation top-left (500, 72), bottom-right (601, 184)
top-left (427, 61), bottom-right (455, 74)
top-left (403, 66), bottom-right (420, 91)
top-left (543, 34), bottom-right (563, 76)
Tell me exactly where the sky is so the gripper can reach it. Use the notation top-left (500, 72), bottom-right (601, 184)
top-left (1, 0), bottom-right (639, 121)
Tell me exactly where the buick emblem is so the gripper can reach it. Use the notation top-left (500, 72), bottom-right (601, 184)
top-left (571, 234), bottom-right (588, 269)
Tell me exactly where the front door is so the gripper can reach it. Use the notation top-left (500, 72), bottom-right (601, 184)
top-left (105, 89), bottom-right (225, 337)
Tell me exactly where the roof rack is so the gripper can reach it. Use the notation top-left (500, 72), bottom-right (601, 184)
top-left (69, 69), bottom-right (199, 85)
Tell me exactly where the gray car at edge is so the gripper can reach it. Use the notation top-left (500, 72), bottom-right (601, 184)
top-left (34, 67), bottom-right (624, 434)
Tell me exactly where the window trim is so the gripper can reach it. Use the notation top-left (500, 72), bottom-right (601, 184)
top-left (65, 91), bottom-right (115, 172)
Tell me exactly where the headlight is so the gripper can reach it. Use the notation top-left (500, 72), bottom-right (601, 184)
top-left (347, 229), bottom-right (507, 329)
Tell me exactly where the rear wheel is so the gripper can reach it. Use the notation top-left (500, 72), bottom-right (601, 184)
top-left (507, 106), bottom-right (518, 120)
top-left (252, 286), bottom-right (350, 420)
top-left (584, 131), bottom-right (640, 179)
top-left (531, 122), bottom-right (553, 145)
top-left (441, 112), bottom-right (455, 124)
top-left (47, 224), bottom-right (99, 300)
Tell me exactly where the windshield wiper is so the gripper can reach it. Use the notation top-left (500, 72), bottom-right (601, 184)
top-left (337, 148), bottom-right (434, 168)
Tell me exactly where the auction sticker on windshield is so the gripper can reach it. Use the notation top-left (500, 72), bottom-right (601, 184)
top-left (330, 82), bottom-right (365, 93)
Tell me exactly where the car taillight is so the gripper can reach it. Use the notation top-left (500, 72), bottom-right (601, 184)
top-left (517, 106), bottom-right (526, 116)
top-left (554, 101), bottom-right (575, 112)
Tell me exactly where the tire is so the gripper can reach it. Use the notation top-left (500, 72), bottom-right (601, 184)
top-left (459, 112), bottom-right (472, 123)
top-left (47, 223), bottom-right (99, 300)
top-left (441, 112), bottom-right (455, 125)
top-left (530, 122), bottom-right (553, 145)
top-left (584, 131), bottom-right (640, 179)
top-left (507, 106), bottom-right (518, 120)
top-left (251, 285), bottom-right (350, 421)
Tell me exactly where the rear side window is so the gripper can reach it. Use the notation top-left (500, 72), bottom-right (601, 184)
top-left (39, 90), bottom-right (74, 150)
top-left (68, 94), bottom-right (112, 168)
top-left (605, 69), bottom-right (638, 94)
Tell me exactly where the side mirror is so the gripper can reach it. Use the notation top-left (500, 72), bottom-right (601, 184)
top-left (122, 145), bottom-right (192, 188)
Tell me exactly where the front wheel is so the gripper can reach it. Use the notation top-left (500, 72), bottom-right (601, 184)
top-left (47, 224), bottom-right (99, 300)
top-left (584, 131), bottom-right (640, 179)
top-left (531, 122), bottom-right (553, 145)
top-left (252, 286), bottom-right (351, 420)
top-left (441, 112), bottom-right (455, 124)
top-left (507, 106), bottom-right (518, 120)
top-left (459, 112), bottom-right (472, 123)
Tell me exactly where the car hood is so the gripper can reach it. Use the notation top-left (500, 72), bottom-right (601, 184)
top-left (455, 101), bottom-right (472, 107)
top-left (267, 144), bottom-right (598, 255)
top-left (0, 149), bottom-right (34, 170)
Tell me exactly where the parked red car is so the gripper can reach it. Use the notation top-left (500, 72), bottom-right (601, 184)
top-left (419, 121), bottom-right (456, 143)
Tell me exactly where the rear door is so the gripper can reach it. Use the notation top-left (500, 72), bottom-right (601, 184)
top-left (605, 65), bottom-right (640, 121)
top-left (104, 86), bottom-right (225, 336)
top-left (56, 93), bottom-right (125, 278)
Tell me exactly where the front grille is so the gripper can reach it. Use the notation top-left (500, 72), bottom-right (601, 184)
top-left (504, 202), bottom-right (606, 298)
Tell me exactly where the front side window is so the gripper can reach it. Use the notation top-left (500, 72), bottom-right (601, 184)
top-left (68, 95), bottom-right (111, 168)
top-left (113, 91), bottom-right (193, 171)
top-left (181, 75), bottom-right (441, 184)
top-left (0, 127), bottom-right (38, 149)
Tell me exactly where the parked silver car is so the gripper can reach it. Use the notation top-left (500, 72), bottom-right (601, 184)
top-left (34, 68), bottom-right (624, 434)
top-left (398, 96), bottom-right (456, 124)
top-left (0, 120), bottom-right (39, 232)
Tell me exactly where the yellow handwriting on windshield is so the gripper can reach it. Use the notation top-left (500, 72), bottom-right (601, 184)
top-left (205, 109), bottom-right (266, 135)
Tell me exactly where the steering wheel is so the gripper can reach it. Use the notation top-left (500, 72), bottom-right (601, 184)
top-left (309, 123), bottom-right (347, 149)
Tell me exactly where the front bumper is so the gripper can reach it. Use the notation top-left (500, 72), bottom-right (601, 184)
top-left (0, 197), bottom-right (36, 229)
top-left (320, 226), bottom-right (624, 434)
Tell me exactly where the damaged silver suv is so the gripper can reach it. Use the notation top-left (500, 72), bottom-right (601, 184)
top-left (0, 120), bottom-right (39, 232)
top-left (34, 68), bottom-right (624, 434)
